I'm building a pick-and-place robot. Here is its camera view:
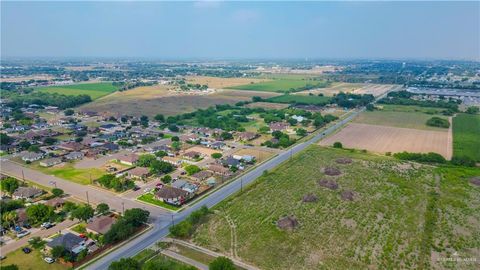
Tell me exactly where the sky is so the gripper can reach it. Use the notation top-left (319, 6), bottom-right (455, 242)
top-left (1, 1), bottom-right (479, 60)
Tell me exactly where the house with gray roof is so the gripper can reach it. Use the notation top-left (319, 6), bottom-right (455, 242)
top-left (12, 187), bottom-right (43, 200)
top-left (46, 232), bottom-right (86, 254)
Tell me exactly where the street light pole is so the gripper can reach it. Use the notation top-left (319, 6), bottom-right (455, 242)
top-left (122, 202), bottom-right (125, 215)
top-left (21, 170), bottom-right (25, 184)
top-left (86, 191), bottom-right (90, 205)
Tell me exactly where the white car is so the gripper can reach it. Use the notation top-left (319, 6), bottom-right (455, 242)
top-left (144, 188), bottom-right (152, 193)
top-left (44, 257), bottom-right (55, 264)
top-left (17, 230), bottom-right (30, 238)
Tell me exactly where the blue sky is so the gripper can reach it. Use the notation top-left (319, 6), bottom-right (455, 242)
top-left (1, 1), bottom-right (479, 60)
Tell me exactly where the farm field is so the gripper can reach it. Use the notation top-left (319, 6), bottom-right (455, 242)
top-left (319, 123), bottom-right (452, 158)
top-left (227, 78), bottom-right (329, 93)
top-left (36, 82), bottom-right (118, 100)
top-left (354, 110), bottom-right (450, 131)
top-left (185, 76), bottom-right (270, 89)
top-left (266, 94), bottom-right (331, 105)
top-left (79, 86), bottom-right (279, 117)
top-left (192, 146), bottom-right (480, 269)
top-left (244, 102), bottom-right (289, 110)
top-left (296, 83), bottom-right (395, 97)
top-left (453, 113), bottom-right (480, 161)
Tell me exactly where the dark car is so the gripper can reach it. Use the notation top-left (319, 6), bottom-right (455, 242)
top-left (23, 224), bottom-right (32, 229)
top-left (133, 186), bottom-right (140, 191)
top-left (22, 247), bottom-right (31, 254)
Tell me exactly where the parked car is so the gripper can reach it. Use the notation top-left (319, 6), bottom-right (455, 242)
top-left (17, 230), bottom-right (30, 238)
top-left (41, 222), bottom-right (55, 229)
top-left (22, 247), bottom-right (31, 254)
top-left (44, 257), bottom-right (55, 264)
top-left (132, 185), bottom-right (140, 191)
top-left (144, 188), bottom-right (152, 193)
top-left (79, 234), bottom-right (87, 239)
top-left (23, 224), bottom-right (32, 229)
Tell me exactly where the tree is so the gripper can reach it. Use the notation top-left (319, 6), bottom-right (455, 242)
top-left (18, 140), bottom-right (31, 150)
top-left (26, 204), bottom-right (54, 225)
top-left (466, 106), bottom-right (479, 114)
top-left (258, 126), bottom-right (270, 134)
top-left (154, 150), bottom-right (167, 158)
top-left (220, 132), bottom-right (233, 140)
top-left (64, 109), bottom-right (74, 116)
top-left (0, 133), bottom-right (14, 145)
top-left (171, 141), bottom-right (182, 151)
top-left (150, 160), bottom-right (174, 175)
top-left (137, 154), bottom-right (157, 167)
top-left (96, 203), bottom-right (110, 215)
top-left (211, 153), bottom-right (222, 159)
top-left (154, 114), bottom-right (165, 122)
top-left (252, 96), bottom-right (263, 102)
top-left (29, 236), bottom-right (46, 249)
top-left (333, 142), bottom-right (343, 148)
top-left (209, 256), bottom-right (235, 270)
top-left (161, 175), bottom-right (172, 183)
top-left (296, 128), bottom-right (307, 137)
top-left (71, 204), bottom-right (94, 222)
top-left (51, 188), bottom-right (64, 198)
top-left (43, 137), bottom-right (58, 145)
top-left (108, 258), bottom-right (140, 270)
top-left (0, 177), bottom-right (19, 195)
top-left (184, 165), bottom-right (201, 175)
top-left (171, 136), bottom-right (180, 142)
top-left (51, 245), bottom-right (66, 259)
top-left (168, 124), bottom-right (179, 132)
top-left (123, 208), bottom-right (149, 226)
top-left (27, 145), bottom-right (40, 152)
top-left (2, 211), bottom-right (18, 228)
top-left (0, 265), bottom-right (19, 270)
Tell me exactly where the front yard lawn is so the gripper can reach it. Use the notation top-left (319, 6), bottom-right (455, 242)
top-left (137, 192), bottom-right (180, 211)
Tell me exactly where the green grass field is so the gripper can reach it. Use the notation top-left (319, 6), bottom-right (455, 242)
top-left (355, 110), bottom-right (449, 131)
top-left (37, 82), bottom-right (118, 100)
top-left (192, 146), bottom-right (480, 269)
top-left (2, 248), bottom-right (68, 270)
top-left (228, 79), bottom-right (329, 93)
top-left (33, 162), bottom-right (104, 185)
top-left (453, 113), bottom-right (480, 161)
top-left (379, 104), bottom-right (448, 114)
top-left (266, 94), bottom-right (331, 105)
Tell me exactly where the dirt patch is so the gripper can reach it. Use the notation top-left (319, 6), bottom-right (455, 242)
top-left (335, 158), bottom-right (352, 164)
top-left (341, 190), bottom-right (355, 201)
top-left (324, 167), bottom-right (342, 176)
top-left (302, 194), bottom-right (318, 203)
top-left (318, 179), bottom-right (339, 190)
top-left (320, 123), bottom-right (452, 159)
top-left (470, 177), bottom-right (480, 186)
top-left (277, 216), bottom-right (299, 231)
top-left (245, 102), bottom-right (289, 110)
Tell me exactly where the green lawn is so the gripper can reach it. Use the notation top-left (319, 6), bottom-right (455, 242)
top-left (379, 104), bottom-right (448, 114)
top-left (137, 192), bottom-right (180, 211)
top-left (37, 82), bottom-right (118, 100)
top-left (355, 110), bottom-right (449, 131)
top-left (1, 247), bottom-right (68, 270)
top-left (192, 146), bottom-right (480, 269)
top-left (266, 94), bottom-right (331, 105)
top-left (33, 162), bottom-right (105, 185)
top-left (228, 79), bottom-right (329, 93)
top-left (453, 113), bottom-right (480, 161)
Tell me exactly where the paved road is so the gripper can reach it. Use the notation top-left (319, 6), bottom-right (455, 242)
top-left (85, 108), bottom-right (363, 270)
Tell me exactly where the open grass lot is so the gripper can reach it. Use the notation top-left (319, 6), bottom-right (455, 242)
top-left (1, 248), bottom-right (68, 270)
top-left (79, 85), bottom-right (278, 117)
top-left (378, 104), bottom-right (449, 114)
top-left (37, 82), bottom-right (118, 100)
top-left (233, 148), bottom-right (275, 163)
top-left (244, 102), bottom-right (289, 110)
top-left (227, 78), bottom-right (329, 93)
top-left (266, 94), bottom-right (331, 105)
top-left (32, 162), bottom-right (105, 185)
top-left (185, 76), bottom-right (270, 89)
top-left (453, 113), bottom-right (480, 162)
top-left (354, 110), bottom-right (450, 131)
top-left (192, 146), bottom-right (480, 269)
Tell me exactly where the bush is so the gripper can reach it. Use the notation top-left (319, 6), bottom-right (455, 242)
top-left (169, 206), bottom-right (209, 238)
top-left (108, 258), bottom-right (140, 270)
top-left (51, 188), bottom-right (64, 197)
top-left (426, 117), bottom-right (450, 128)
top-left (333, 142), bottom-right (343, 148)
top-left (209, 257), bottom-right (235, 270)
top-left (184, 165), bottom-right (201, 175)
top-left (451, 155), bottom-right (476, 167)
top-left (211, 153), bottom-right (222, 159)
top-left (161, 175), bottom-right (172, 183)
top-left (393, 152), bottom-right (446, 164)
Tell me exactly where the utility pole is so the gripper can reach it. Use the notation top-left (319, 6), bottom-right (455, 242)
top-left (86, 191), bottom-right (90, 205)
top-left (171, 214), bottom-right (174, 226)
top-left (240, 177), bottom-right (243, 192)
top-left (90, 173), bottom-right (92, 185)
top-left (122, 202), bottom-right (125, 215)
top-left (21, 170), bottom-right (25, 184)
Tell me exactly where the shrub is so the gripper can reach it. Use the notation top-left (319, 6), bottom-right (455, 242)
top-left (209, 257), bottom-right (235, 270)
top-left (211, 153), bottom-right (222, 159)
top-left (51, 188), bottom-right (64, 197)
top-left (393, 152), bottom-right (446, 164)
top-left (426, 117), bottom-right (450, 128)
top-left (451, 155), bottom-right (476, 167)
top-left (169, 206), bottom-right (209, 238)
top-left (333, 142), bottom-right (343, 148)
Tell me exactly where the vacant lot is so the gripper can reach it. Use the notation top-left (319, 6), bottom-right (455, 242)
top-left (244, 102), bottom-right (289, 110)
top-left (187, 146), bottom-right (221, 156)
top-left (233, 148), bottom-right (275, 163)
top-left (37, 82), bottom-right (118, 100)
top-left (192, 146), bottom-right (479, 269)
top-left (33, 162), bottom-right (105, 185)
top-left (186, 76), bottom-right (270, 89)
top-left (228, 78), bottom-right (329, 93)
top-left (354, 110), bottom-right (450, 131)
top-left (80, 85), bottom-right (278, 117)
top-left (320, 123), bottom-right (452, 158)
top-left (267, 94), bottom-right (331, 105)
top-left (453, 113), bottom-right (480, 161)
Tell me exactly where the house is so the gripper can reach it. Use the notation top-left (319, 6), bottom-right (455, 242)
top-left (117, 153), bottom-right (139, 166)
top-left (162, 156), bottom-right (183, 166)
top-left (155, 186), bottom-right (190, 206)
top-left (222, 156), bottom-right (241, 168)
top-left (171, 179), bottom-right (199, 193)
top-left (207, 164), bottom-right (232, 176)
top-left (58, 142), bottom-right (84, 152)
top-left (291, 115), bottom-right (304, 122)
top-left (44, 197), bottom-right (65, 209)
top-left (183, 151), bottom-right (202, 160)
top-left (180, 134), bottom-right (199, 143)
top-left (101, 142), bottom-right (119, 152)
top-left (86, 215), bottom-right (116, 235)
top-left (236, 132), bottom-right (258, 141)
top-left (269, 122), bottom-right (289, 132)
top-left (99, 123), bottom-right (117, 131)
top-left (21, 152), bottom-right (45, 162)
top-left (126, 167), bottom-right (150, 180)
top-left (12, 187), bottom-right (43, 200)
top-left (65, 151), bottom-right (84, 160)
top-left (191, 170), bottom-right (213, 181)
top-left (15, 208), bottom-right (29, 227)
top-left (46, 233), bottom-right (86, 255)
top-left (39, 158), bottom-right (62, 167)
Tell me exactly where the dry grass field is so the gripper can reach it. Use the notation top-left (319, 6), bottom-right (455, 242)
top-left (80, 84), bottom-right (279, 117)
top-left (297, 83), bottom-right (395, 97)
top-left (186, 76), bottom-right (270, 89)
top-left (354, 110), bottom-right (450, 131)
top-left (186, 146), bottom-right (221, 156)
top-left (244, 102), bottom-right (289, 110)
top-left (319, 123), bottom-right (452, 158)
top-left (233, 148), bottom-right (275, 162)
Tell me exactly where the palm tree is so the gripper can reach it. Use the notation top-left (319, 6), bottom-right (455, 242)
top-left (2, 211), bottom-right (18, 228)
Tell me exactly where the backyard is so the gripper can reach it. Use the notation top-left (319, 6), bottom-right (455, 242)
top-left (1, 247), bottom-right (68, 270)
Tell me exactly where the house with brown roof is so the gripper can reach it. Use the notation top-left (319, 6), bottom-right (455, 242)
top-left (58, 142), bottom-right (84, 151)
top-left (44, 197), bottom-right (65, 209)
top-left (235, 131), bottom-right (258, 141)
top-left (183, 151), bottom-right (202, 160)
top-left (86, 215), bottom-right (116, 235)
top-left (117, 153), bottom-right (139, 166)
top-left (207, 164), bottom-right (232, 176)
top-left (269, 122), bottom-right (289, 132)
top-left (162, 156), bottom-right (183, 166)
top-left (126, 167), bottom-right (150, 180)
top-left (191, 170), bottom-right (213, 181)
top-left (155, 186), bottom-right (191, 206)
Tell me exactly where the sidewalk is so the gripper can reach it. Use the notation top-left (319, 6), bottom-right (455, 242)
top-left (0, 219), bottom-right (77, 255)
